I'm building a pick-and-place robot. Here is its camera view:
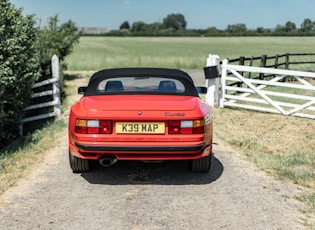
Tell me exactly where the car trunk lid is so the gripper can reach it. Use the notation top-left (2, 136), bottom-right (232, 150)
top-left (82, 95), bottom-right (198, 111)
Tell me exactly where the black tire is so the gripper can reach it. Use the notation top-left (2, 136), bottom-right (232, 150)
top-left (188, 155), bottom-right (212, 172)
top-left (69, 153), bottom-right (90, 173)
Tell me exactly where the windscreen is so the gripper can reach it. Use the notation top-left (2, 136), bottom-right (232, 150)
top-left (96, 77), bottom-right (186, 94)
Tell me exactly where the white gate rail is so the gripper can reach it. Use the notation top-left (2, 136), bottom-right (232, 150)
top-left (219, 58), bottom-right (315, 119)
top-left (19, 55), bottom-right (60, 135)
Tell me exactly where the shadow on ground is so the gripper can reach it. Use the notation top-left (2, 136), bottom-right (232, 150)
top-left (81, 154), bottom-right (223, 185)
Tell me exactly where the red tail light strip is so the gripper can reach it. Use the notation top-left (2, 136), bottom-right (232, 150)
top-left (75, 119), bottom-right (204, 135)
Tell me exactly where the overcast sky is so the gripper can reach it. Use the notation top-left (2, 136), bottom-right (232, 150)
top-left (9, 0), bottom-right (315, 30)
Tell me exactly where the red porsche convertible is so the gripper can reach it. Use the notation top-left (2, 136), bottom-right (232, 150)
top-left (68, 68), bottom-right (213, 173)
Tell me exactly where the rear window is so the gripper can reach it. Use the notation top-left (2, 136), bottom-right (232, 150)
top-left (96, 77), bottom-right (185, 94)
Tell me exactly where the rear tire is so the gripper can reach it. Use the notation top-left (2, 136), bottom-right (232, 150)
top-left (69, 153), bottom-right (90, 173)
top-left (188, 155), bottom-right (212, 172)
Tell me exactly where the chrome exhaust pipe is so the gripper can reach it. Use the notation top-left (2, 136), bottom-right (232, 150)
top-left (99, 155), bottom-right (118, 167)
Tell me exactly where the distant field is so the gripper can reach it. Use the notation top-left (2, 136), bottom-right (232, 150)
top-left (66, 36), bottom-right (315, 71)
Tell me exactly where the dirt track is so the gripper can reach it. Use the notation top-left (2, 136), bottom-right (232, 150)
top-left (0, 71), bottom-right (312, 229)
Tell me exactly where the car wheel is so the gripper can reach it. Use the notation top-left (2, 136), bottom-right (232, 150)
top-left (189, 155), bottom-right (212, 172)
top-left (69, 153), bottom-right (90, 173)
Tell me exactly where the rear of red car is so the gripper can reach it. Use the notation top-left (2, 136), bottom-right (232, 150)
top-left (68, 68), bottom-right (213, 173)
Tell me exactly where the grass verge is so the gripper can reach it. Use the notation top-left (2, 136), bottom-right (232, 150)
top-left (0, 71), bottom-right (89, 197)
top-left (0, 119), bottom-right (66, 196)
top-left (212, 107), bottom-right (315, 216)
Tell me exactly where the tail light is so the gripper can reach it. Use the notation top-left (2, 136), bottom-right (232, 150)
top-left (75, 119), bottom-right (112, 134)
top-left (168, 120), bottom-right (204, 134)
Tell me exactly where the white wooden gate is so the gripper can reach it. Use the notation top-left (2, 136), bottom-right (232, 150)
top-left (19, 55), bottom-right (61, 135)
top-left (219, 59), bottom-right (315, 119)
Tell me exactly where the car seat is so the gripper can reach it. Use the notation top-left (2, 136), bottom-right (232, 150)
top-left (105, 80), bottom-right (124, 92)
top-left (158, 80), bottom-right (177, 92)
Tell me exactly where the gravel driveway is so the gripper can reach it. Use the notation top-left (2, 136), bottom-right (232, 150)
top-left (0, 71), bottom-right (312, 229)
top-left (0, 128), bottom-right (308, 229)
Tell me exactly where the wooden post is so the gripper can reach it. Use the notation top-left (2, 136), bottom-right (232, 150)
top-left (19, 123), bottom-right (23, 136)
top-left (248, 56), bottom-right (254, 78)
top-left (205, 54), bottom-right (220, 107)
top-left (238, 56), bottom-right (245, 86)
top-left (285, 53), bottom-right (290, 69)
top-left (220, 59), bottom-right (228, 108)
top-left (51, 55), bottom-right (60, 117)
top-left (259, 55), bottom-right (267, 79)
top-left (274, 54), bottom-right (279, 68)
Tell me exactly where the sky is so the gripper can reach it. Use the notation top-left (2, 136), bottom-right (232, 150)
top-left (9, 0), bottom-right (315, 30)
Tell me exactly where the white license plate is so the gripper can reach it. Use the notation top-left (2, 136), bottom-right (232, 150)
top-left (116, 122), bottom-right (165, 134)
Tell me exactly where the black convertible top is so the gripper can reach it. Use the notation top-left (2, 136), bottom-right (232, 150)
top-left (84, 68), bottom-right (198, 96)
top-left (90, 68), bottom-right (195, 84)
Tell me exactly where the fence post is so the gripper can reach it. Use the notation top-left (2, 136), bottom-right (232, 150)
top-left (259, 55), bottom-right (267, 79)
top-left (274, 54), bottom-right (279, 68)
top-left (220, 59), bottom-right (228, 108)
top-left (205, 54), bottom-right (220, 107)
top-left (238, 56), bottom-right (245, 86)
top-left (51, 55), bottom-right (60, 117)
top-left (285, 53), bottom-right (289, 69)
top-left (19, 123), bottom-right (23, 136)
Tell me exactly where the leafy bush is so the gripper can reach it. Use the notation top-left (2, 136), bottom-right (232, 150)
top-left (37, 15), bottom-right (80, 77)
top-left (35, 15), bottom-right (80, 104)
top-left (0, 4), bottom-right (80, 147)
top-left (0, 0), bottom-right (40, 147)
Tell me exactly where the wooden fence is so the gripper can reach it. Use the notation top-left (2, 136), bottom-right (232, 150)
top-left (19, 55), bottom-right (61, 136)
top-left (227, 53), bottom-right (315, 70)
top-left (225, 53), bottom-right (315, 83)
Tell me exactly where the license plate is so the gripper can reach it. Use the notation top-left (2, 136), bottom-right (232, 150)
top-left (116, 122), bottom-right (165, 134)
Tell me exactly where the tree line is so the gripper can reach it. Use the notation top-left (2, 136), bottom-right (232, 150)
top-left (94, 13), bottom-right (315, 36)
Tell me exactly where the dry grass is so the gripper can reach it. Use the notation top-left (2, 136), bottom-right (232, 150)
top-left (0, 120), bottom-right (66, 196)
top-left (213, 108), bottom-right (315, 187)
top-left (0, 72), bottom-right (90, 197)
top-left (212, 107), bottom-right (315, 213)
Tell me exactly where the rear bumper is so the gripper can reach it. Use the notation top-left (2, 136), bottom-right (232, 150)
top-left (75, 142), bottom-right (205, 152)
top-left (69, 142), bottom-right (212, 161)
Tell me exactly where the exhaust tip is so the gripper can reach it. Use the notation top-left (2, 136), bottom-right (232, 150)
top-left (99, 155), bottom-right (117, 167)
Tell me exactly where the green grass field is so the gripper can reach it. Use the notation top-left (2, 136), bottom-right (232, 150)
top-left (66, 36), bottom-right (315, 70)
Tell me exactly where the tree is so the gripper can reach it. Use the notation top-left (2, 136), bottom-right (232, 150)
top-left (120, 21), bottom-right (130, 30)
top-left (131, 21), bottom-right (148, 32)
top-left (38, 15), bottom-right (80, 63)
top-left (205, 27), bottom-right (221, 36)
top-left (147, 22), bottom-right (164, 32)
top-left (37, 15), bottom-right (80, 76)
top-left (163, 13), bottom-right (187, 30)
top-left (274, 24), bottom-right (286, 32)
top-left (226, 23), bottom-right (247, 34)
top-left (284, 21), bottom-right (296, 32)
top-left (0, 0), bottom-right (40, 146)
top-left (301, 18), bottom-right (315, 32)
top-left (256, 27), bottom-right (266, 34)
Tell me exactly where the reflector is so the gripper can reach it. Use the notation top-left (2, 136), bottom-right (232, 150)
top-left (87, 120), bottom-right (99, 127)
top-left (181, 120), bottom-right (193, 128)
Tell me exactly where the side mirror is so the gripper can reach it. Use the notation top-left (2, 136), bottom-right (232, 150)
top-left (78, 87), bottom-right (87, 94)
top-left (196, 86), bottom-right (207, 94)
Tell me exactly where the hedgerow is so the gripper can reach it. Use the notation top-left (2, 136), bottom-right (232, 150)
top-left (0, 0), bottom-right (41, 147)
top-left (0, 1), bottom-right (80, 148)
